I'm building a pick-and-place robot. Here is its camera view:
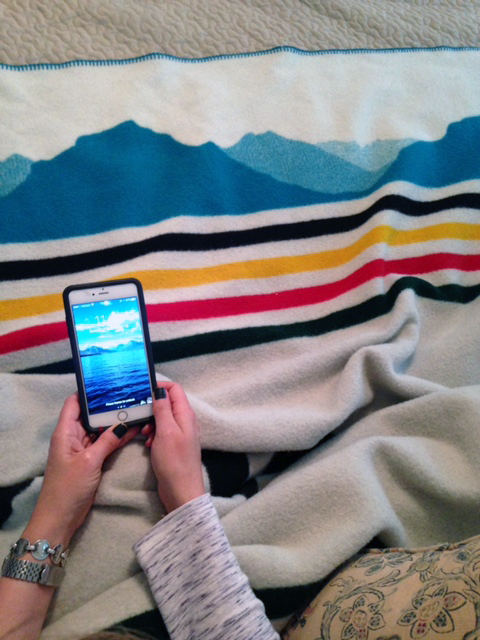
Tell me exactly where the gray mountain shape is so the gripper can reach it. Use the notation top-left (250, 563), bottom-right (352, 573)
top-left (0, 154), bottom-right (33, 197)
top-left (223, 132), bottom-right (415, 194)
top-left (318, 138), bottom-right (415, 172)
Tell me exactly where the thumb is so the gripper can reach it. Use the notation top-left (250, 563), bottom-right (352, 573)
top-left (89, 422), bottom-right (139, 464)
top-left (153, 386), bottom-right (172, 420)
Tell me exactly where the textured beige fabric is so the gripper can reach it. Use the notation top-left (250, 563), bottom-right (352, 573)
top-left (0, 0), bottom-right (479, 65)
top-left (282, 535), bottom-right (480, 639)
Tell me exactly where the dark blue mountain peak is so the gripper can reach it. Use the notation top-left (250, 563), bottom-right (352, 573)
top-left (74, 120), bottom-right (175, 152)
top-left (378, 114), bottom-right (480, 188)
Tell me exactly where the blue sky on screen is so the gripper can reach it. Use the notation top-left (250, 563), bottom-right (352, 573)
top-left (72, 297), bottom-right (143, 352)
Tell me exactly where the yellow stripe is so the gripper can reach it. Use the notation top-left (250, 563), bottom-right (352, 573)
top-left (0, 293), bottom-right (63, 323)
top-left (1, 222), bottom-right (479, 322)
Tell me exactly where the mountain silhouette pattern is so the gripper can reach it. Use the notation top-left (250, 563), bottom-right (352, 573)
top-left (1, 115), bottom-right (480, 242)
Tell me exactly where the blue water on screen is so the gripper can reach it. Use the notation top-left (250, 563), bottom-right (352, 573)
top-left (81, 347), bottom-right (151, 414)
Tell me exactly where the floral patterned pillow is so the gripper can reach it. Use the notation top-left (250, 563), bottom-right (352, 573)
top-left (281, 534), bottom-right (480, 640)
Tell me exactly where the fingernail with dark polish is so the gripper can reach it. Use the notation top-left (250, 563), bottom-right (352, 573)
top-left (113, 423), bottom-right (128, 439)
top-left (154, 387), bottom-right (167, 400)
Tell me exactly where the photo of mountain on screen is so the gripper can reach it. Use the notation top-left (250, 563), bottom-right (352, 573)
top-left (72, 296), bottom-right (153, 415)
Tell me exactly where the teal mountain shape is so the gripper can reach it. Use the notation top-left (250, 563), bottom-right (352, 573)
top-left (1, 115), bottom-right (480, 243)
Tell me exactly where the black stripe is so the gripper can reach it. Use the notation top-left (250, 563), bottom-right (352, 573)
top-left (255, 579), bottom-right (328, 621)
top-left (0, 478), bottom-right (34, 527)
top-left (17, 277), bottom-right (480, 374)
top-left (201, 450), bottom-right (253, 498)
top-left (2, 192), bottom-right (479, 281)
top-left (117, 609), bottom-right (169, 639)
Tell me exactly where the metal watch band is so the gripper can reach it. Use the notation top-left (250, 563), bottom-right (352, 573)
top-left (1, 554), bottom-right (65, 587)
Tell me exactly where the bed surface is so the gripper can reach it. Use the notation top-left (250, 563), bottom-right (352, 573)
top-left (0, 0), bottom-right (479, 64)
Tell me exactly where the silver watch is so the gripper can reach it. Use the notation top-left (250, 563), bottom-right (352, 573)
top-left (1, 554), bottom-right (65, 587)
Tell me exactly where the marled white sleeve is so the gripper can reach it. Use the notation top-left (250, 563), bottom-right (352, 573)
top-left (133, 493), bottom-right (280, 640)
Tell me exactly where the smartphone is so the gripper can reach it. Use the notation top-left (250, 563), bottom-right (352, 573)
top-left (63, 278), bottom-right (156, 433)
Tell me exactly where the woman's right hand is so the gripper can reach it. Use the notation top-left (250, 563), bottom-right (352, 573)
top-left (142, 381), bottom-right (206, 513)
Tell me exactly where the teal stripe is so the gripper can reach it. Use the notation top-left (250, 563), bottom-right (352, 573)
top-left (0, 46), bottom-right (478, 71)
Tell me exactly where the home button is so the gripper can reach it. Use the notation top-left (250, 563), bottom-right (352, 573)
top-left (117, 410), bottom-right (128, 422)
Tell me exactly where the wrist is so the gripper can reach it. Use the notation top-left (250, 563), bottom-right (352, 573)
top-left (158, 485), bottom-right (206, 514)
top-left (23, 511), bottom-right (75, 550)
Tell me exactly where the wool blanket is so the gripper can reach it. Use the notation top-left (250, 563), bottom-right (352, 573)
top-left (1, 48), bottom-right (480, 638)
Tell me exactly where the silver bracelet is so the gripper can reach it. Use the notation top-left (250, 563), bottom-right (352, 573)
top-left (1, 555), bottom-right (65, 587)
top-left (10, 537), bottom-right (69, 567)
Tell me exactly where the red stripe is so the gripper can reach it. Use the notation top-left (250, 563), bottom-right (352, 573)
top-left (146, 252), bottom-right (480, 321)
top-left (0, 321), bottom-right (68, 356)
top-left (1, 252), bottom-right (479, 356)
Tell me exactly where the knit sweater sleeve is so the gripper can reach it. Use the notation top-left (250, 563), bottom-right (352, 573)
top-left (133, 493), bottom-right (280, 640)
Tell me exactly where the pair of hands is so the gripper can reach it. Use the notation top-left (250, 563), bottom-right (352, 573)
top-left (28, 381), bottom-right (205, 547)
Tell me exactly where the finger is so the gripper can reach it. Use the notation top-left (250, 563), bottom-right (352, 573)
top-left (165, 383), bottom-right (197, 432)
top-left (141, 422), bottom-right (154, 436)
top-left (152, 386), bottom-right (174, 423)
top-left (153, 382), bottom-right (197, 438)
top-left (144, 434), bottom-right (154, 448)
top-left (55, 394), bottom-right (81, 431)
top-left (141, 422), bottom-right (155, 448)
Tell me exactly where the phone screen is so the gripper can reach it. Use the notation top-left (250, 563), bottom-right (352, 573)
top-left (72, 296), bottom-right (153, 415)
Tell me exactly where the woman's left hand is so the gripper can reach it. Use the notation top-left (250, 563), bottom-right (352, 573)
top-left (0, 394), bottom-right (140, 640)
top-left (26, 393), bottom-right (140, 546)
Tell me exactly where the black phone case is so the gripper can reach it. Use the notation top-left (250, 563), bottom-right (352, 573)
top-left (63, 278), bottom-right (157, 433)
